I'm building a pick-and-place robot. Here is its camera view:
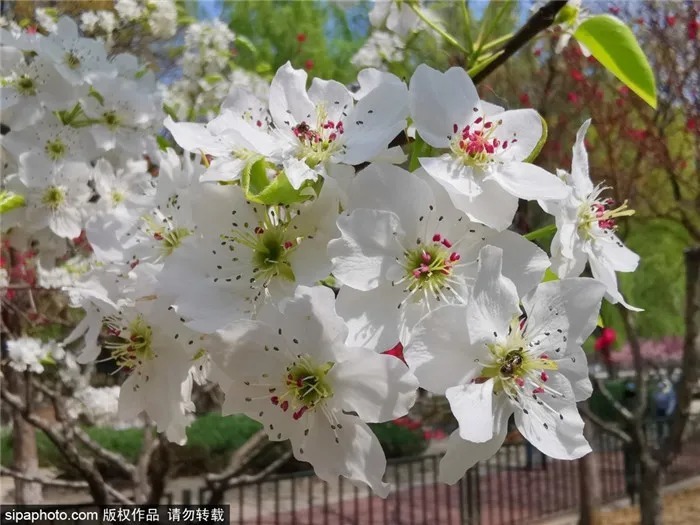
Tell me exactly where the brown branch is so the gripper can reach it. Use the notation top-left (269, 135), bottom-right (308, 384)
top-left (205, 429), bottom-right (269, 484)
top-left (0, 466), bottom-right (89, 489)
top-left (580, 405), bottom-right (632, 444)
top-left (593, 375), bottom-right (634, 423)
top-left (659, 246), bottom-right (700, 466)
top-left (472, 1), bottom-right (568, 84)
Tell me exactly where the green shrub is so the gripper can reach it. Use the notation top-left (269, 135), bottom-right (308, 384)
top-left (371, 422), bottom-right (428, 459)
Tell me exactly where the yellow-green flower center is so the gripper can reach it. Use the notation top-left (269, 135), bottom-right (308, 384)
top-left (45, 139), bottom-right (67, 160)
top-left (41, 186), bottom-right (65, 210)
top-left (105, 315), bottom-right (155, 370)
top-left (65, 52), bottom-right (81, 70)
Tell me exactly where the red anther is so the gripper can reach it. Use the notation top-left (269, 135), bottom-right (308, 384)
top-left (293, 407), bottom-right (307, 420)
top-left (421, 251), bottom-right (431, 264)
top-left (297, 378), bottom-right (303, 388)
top-left (284, 241), bottom-right (294, 249)
top-left (503, 141), bottom-right (508, 149)
top-left (515, 377), bottom-right (525, 387)
top-left (484, 121), bottom-right (492, 129)
top-left (127, 345), bottom-right (135, 353)
top-left (453, 123), bottom-right (458, 133)
top-left (328, 133), bottom-right (337, 141)
top-left (153, 232), bottom-right (163, 241)
top-left (130, 260), bottom-right (140, 269)
top-left (271, 396), bottom-right (279, 405)
top-left (419, 264), bottom-right (430, 273)
top-left (441, 238), bottom-right (452, 248)
top-left (432, 233), bottom-right (441, 242)
top-left (533, 386), bottom-right (545, 394)
top-left (256, 120), bottom-right (262, 127)
top-left (412, 269), bottom-right (422, 279)
top-left (540, 372), bottom-right (549, 382)
top-left (280, 400), bottom-right (289, 412)
top-left (540, 354), bottom-right (548, 359)
top-left (254, 226), bottom-right (264, 234)
top-left (449, 252), bottom-right (460, 262)
top-left (474, 117), bottom-right (483, 124)
top-left (459, 140), bottom-right (465, 149)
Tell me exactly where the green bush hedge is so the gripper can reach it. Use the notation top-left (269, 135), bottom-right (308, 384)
top-left (0, 414), bottom-right (427, 478)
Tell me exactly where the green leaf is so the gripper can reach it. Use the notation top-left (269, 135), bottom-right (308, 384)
top-left (0, 190), bottom-right (25, 214)
top-left (574, 15), bottom-right (657, 109)
top-left (203, 74), bottom-right (224, 85)
top-left (241, 158), bottom-right (313, 206)
top-left (523, 115), bottom-right (548, 163)
top-left (156, 135), bottom-right (173, 151)
top-left (408, 133), bottom-right (430, 172)
top-left (234, 35), bottom-right (258, 58)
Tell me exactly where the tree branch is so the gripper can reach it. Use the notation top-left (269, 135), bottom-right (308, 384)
top-left (581, 405), bottom-right (632, 444)
top-left (472, 1), bottom-right (568, 84)
top-left (593, 375), bottom-right (634, 423)
top-left (660, 246), bottom-right (700, 466)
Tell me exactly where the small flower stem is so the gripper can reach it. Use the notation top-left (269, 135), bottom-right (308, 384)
top-left (524, 224), bottom-right (557, 241)
top-left (409, 4), bottom-right (470, 55)
top-left (480, 32), bottom-right (515, 52)
top-left (460, 0), bottom-right (474, 53)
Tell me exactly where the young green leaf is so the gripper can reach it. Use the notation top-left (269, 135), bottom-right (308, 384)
top-left (574, 15), bottom-right (657, 109)
top-left (0, 190), bottom-right (25, 215)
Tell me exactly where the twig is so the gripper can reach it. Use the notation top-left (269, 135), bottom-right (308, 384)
top-left (0, 466), bottom-right (89, 489)
top-left (472, 1), bottom-right (568, 84)
top-left (593, 375), bottom-right (634, 423)
top-left (580, 405), bottom-right (631, 444)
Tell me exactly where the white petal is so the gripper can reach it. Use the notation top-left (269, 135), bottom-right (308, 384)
top-left (353, 69), bottom-right (404, 100)
top-left (200, 157), bottom-right (247, 182)
top-left (446, 380), bottom-right (495, 443)
top-left (283, 157), bottom-right (319, 189)
top-left (164, 116), bottom-right (229, 156)
top-left (409, 64), bottom-right (478, 148)
top-left (598, 234), bottom-right (640, 272)
top-left (490, 109), bottom-right (545, 161)
top-left (404, 305), bottom-right (482, 394)
top-left (300, 413), bottom-right (391, 497)
top-left (570, 119), bottom-right (594, 196)
top-left (515, 377), bottom-right (591, 460)
top-left (269, 62), bottom-right (316, 130)
top-left (330, 348), bottom-right (418, 423)
top-left (420, 155), bottom-right (483, 197)
top-left (588, 254), bottom-right (643, 311)
top-left (329, 209), bottom-right (403, 291)
top-left (467, 246), bottom-right (520, 345)
top-left (438, 418), bottom-right (509, 484)
top-left (485, 229), bottom-right (550, 296)
top-left (447, 179), bottom-right (519, 231)
top-left (308, 78), bottom-right (353, 123)
top-left (335, 285), bottom-right (405, 351)
top-left (491, 162), bottom-right (569, 201)
top-left (523, 278), bottom-right (606, 348)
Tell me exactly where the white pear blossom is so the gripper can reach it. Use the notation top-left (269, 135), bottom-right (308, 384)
top-left (115, 0), bottom-right (144, 21)
top-left (328, 164), bottom-right (549, 350)
top-left (369, 1), bottom-right (422, 37)
top-left (6, 337), bottom-right (63, 374)
top-left (268, 62), bottom-right (409, 188)
top-left (350, 31), bottom-right (405, 69)
top-left (3, 113), bottom-right (97, 165)
top-left (91, 157), bottom-right (154, 219)
top-left (209, 285), bottom-right (418, 496)
top-left (159, 180), bottom-right (341, 333)
top-left (13, 154), bottom-right (92, 239)
top-left (39, 17), bottom-right (114, 85)
top-left (164, 108), bottom-right (282, 183)
top-left (82, 76), bottom-right (163, 155)
top-left (404, 246), bottom-right (606, 483)
top-left (540, 120), bottom-right (640, 310)
top-left (147, 0), bottom-right (177, 38)
top-left (408, 64), bottom-right (568, 230)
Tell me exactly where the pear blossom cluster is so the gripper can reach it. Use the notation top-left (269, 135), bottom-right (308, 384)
top-left (1, 16), bottom-right (642, 496)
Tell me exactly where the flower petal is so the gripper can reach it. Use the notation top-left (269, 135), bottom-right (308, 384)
top-left (491, 161), bottom-right (569, 201)
top-left (269, 62), bottom-right (316, 131)
top-left (330, 348), bottom-right (418, 423)
top-left (409, 64), bottom-right (478, 148)
top-left (446, 380), bottom-right (495, 443)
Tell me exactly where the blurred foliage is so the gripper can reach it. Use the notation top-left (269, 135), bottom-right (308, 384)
top-left (223, 0), bottom-right (367, 84)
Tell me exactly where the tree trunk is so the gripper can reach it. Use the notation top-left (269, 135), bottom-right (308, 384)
top-left (578, 414), bottom-right (603, 525)
top-left (639, 460), bottom-right (663, 525)
top-left (7, 370), bottom-right (42, 504)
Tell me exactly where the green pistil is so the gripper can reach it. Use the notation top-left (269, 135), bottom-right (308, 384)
top-left (103, 111), bottom-right (121, 130)
top-left (65, 52), bottom-right (81, 70)
top-left (404, 244), bottom-right (452, 291)
top-left (251, 226), bottom-right (295, 282)
top-left (108, 316), bottom-right (155, 369)
top-left (154, 226), bottom-right (191, 257)
top-left (286, 358), bottom-right (334, 409)
top-left (45, 139), bottom-right (67, 160)
top-left (16, 75), bottom-right (36, 96)
top-left (41, 186), bottom-right (65, 211)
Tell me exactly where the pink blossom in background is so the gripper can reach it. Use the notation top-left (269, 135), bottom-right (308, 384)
top-left (610, 336), bottom-right (684, 368)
